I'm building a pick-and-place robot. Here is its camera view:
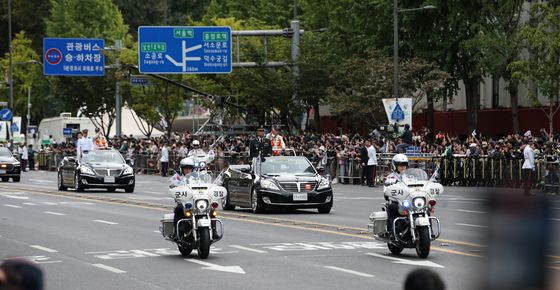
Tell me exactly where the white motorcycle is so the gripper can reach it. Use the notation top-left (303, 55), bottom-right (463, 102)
top-left (368, 167), bottom-right (443, 258)
top-left (160, 161), bottom-right (227, 259)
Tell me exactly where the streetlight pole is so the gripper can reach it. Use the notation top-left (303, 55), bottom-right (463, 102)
top-left (8, 0), bottom-right (13, 112)
top-left (393, 3), bottom-right (436, 103)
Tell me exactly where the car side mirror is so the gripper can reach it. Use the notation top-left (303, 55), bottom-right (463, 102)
top-left (126, 158), bottom-right (133, 166)
top-left (325, 174), bottom-right (332, 181)
top-left (240, 167), bottom-right (251, 174)
top-left (67, 157), bottom-right (76, 163)
top-left (317, 167), bottom-right (325, 174)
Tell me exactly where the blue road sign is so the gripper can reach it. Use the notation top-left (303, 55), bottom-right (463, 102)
top-left (11, 123), bottom-right (19, 133)
top-left (138, 26), bottom-right (232, 74)
top-left (130, 75), bottom-right (150, 86)
top-left (63, 128), bottom-right (73, 137)
top-left (43, 38), bottom-right (105, 76)
top-left (0, 108), bottom-right (12, 121)
top-left (391, 102), bottom-right (405, 121)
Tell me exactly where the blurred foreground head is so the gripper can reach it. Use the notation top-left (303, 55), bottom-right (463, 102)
top-left (0, 259), bottom-right (43, 290)
top-left (480, 189), bottom-right (558, 290)
top-left (404, 268), bottom-right (445, 290)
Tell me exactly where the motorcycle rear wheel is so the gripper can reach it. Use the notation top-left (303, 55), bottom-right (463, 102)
top-left (415, 227), bottom-right (431, 258)
top-left (198, 228), bottom-right (211, 259)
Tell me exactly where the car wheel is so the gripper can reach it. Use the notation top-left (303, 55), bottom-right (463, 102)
top-left (12, 176), bottom-right (20, 182)
top-left (58, 172), bottom-right (67, 191)
top-left (1, 177), bottom-right (8, 182)
top-left (74, 174), bottom-right (85, 192)
top-left (107, 188), bottom-right (116, 192)
top-left (221, 189), bottom-right (235, 211)
top-left (317, 205), bottom-right (332, 214)
top-left (251, 188), bottom-right (265, 214)
top-left (124, 185), bottom-right (134, 193)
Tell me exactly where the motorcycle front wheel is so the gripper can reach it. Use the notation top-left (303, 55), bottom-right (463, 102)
top-left (415, 227), bottom-right (431, 258)
top-left (198, 228), bottom-right (211, 259)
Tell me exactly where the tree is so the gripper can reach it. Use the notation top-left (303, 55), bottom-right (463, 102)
top-left (45, 0), bottom-right (128, 136)
top-left (327, 51), bottom-right (447, 128)
top-left (510, 3), bottom-right (560, 135)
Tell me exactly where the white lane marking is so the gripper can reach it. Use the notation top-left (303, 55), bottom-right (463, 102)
top-left (145, 191), bottom-right (165, 195)
top-left (91, 263), bottom-right (126, 274)
top-left (3, 195), bottom-right (28, 200)
top-left (334, 197), bottom-right (382, 200)
top-left (4, 204), bottom-right (22, 208)
top-left (93, 220), bottom-right (118, 225)
top-left (29, 179), bottom-right (55, 183)
top-left (324, 266), bottom-right (374, 278)
top-left (184, 259), bottom-right (246, 274)
top-left (456, 223), bottom-right (488, 228)
top-left (447, 201), bottom-right (479, 204)
top-left (366, 252), bottom-right (445, 268)
top-left (129, 197), bottom-right (168, 201)
top-left (30, 245), bottom-right (59, 253)
top-left (230, 245), bottom-right (268, 254)
top-left (44, 211), bottom-right (66, 216)
top-left (456, 209), bottom-right (487, 214)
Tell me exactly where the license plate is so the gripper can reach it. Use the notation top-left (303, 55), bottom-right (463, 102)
top-left (0, 170), bottom-right (5, 174)
top-left (293, 193), bottom-right (308, 201)
top-left (104, 176), bottom-right (115, 183)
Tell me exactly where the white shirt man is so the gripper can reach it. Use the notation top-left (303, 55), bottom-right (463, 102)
top-left (366, 142), bottom-right (378, 187)
top-left (522, 141), bottom-right (535, 195)
top-left (77, 130), bottom-right (94, 157)
top-left (160, 145), bottom-right (169, 163)
top-left (178, 144), bottom-right (189, 158)
top-left (367, 144), bottom-right (378, 166)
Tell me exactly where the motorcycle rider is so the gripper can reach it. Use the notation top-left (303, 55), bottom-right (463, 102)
top-left (188, 140), bottom-right (206, 158)
top-left (385, 154), bottom-right (409, 238)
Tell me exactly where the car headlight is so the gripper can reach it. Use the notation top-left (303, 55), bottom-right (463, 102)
top-left (317, 178), bottom-right (331, 190)
top-left (260, 179), bottom-right (280, 191)
top-left (195, 200), bottom-right (209, 212)
top-left (80, 167), bottom-right (95, 175)
top-left (123, 166), bottom-right (133, 175)
top-left (413, 197), bottom-right (426, 209)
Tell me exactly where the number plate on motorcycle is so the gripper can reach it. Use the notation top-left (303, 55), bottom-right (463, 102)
top-left (104, 176), bottom-right (115, 183)
top-left (293, 193), bottom-right (308, 201)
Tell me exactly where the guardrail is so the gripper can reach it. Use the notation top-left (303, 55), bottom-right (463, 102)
top-left (33, 151), bottom-right (559, 193)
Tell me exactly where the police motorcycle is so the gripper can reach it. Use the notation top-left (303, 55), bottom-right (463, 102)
top-left (159, 157), bottom-right (227, 259)
top-left (368, 161), bottom-right (443, 258)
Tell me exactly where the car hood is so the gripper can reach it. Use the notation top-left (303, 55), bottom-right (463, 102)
top-left (262, 174), bottom-right (319, 183)
top-left (82, 162), bottom-right (128, 170)
top-left (0, 156), bottom-right (18, 163)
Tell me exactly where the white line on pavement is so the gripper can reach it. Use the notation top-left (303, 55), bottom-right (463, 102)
top-left (91, 263), bottom-right (126, 274)
top-left (4, 204), bottom-right (22, 208)
top-left (447, 201), bottom-right (480, 204)
top-left (28, 179), bottom-right (55, 183)
top-left (324, 266), bottom-right (374, 278)
top-left (145, 191), bottom-right (165, 195)
top-left (229, 245), bottom-right (268, 254)
top-left (93, 220), bottom-right (118, 225)
top-left (3, 195), bottom-right (28, 200)
top-left (44, 211), bottom-right (66, 216)
top-left (30, 245), bottom-right (58, 253)
top-left (456, 223), bottom-right (488, 228)
top-left (456, 209), bottom-right (487, 214)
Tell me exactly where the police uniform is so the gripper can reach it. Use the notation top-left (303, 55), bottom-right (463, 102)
top-left (249, 134), bottom-right (272, 158)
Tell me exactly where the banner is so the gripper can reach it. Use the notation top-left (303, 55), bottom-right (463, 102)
top-left (0, 121), bottom-right (7, 142)
top-left (11, 116), bottom-right (21, 134)
top-left (382, 98), bottom-right (413, 128)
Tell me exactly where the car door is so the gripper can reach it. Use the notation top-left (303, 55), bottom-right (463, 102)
top-left (226, 168), bottom-right (242, 204)
top-left (238, 168), bottom-right (254, 207)
top-left (63, 157), bottom-right (78, 185)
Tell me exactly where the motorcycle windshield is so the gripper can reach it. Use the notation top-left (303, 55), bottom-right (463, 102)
top-left (401, 168), bottom-right (429, 184)
top-left (186, 171), bottom-right (214, 185)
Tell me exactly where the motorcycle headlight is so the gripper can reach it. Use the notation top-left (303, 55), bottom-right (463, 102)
top-left (195, 200), bottom-right (209, 212)
top-left (413, 197), bottom-right (426, 209)
top-left (80, 167), bottom-right (95, 175)
top-left (123, 166), bottom-right (133, 175)
top-left (317, 177), bottom-right (331, 190)
top-left (260, 179), bottom-right (280, 191)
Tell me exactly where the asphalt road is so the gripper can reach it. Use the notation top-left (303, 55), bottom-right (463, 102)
top-left (1, 171), bottom-right (559, 290)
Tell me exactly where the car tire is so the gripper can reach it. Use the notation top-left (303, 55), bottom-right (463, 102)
top-left (251, 188), bottom-right (265, 214)
top-left (1, 177), bottom-right (8, 182)
top-left (221, 189), bottom-right (235, 211)
top-left (107, 188), bottom-right (116, 193)
top-left (124, 185), bottom-right (134, 193)
top-left (12, 176), bottom-right (20, 182)
top-left (74, 174), bottom-right (85, 192)
top-left (58, 172), bottom-right (67, 191)
top-left (317, 206), bottom-right (332, 214)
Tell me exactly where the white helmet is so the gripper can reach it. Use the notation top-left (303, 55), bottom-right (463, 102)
top-left (192, 140), bottom-right (200, 146)
top-left (392, 154), bottom-right (409, 171)
top-left (180, 157), bottom-right (195, 171)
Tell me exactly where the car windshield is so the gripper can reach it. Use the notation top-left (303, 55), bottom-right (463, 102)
top-left (0, 148), bottom-right (12, 157)
top-left (81, 150), bottom-right (125, 164)
top-left (258, 157), bottom-right (316, 175)
top-left (402, 168), bottom-right (429, 182)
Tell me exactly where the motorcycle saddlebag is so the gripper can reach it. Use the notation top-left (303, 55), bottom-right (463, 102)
top-left (369, 211), bottom-right (388, 235)
top-left (160, 213), bottom-right (175, 238)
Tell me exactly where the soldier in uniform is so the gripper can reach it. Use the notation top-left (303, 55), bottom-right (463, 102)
top-left (249, 126), bottom-right (272, 159)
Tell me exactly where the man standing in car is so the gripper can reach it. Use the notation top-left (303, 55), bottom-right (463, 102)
top-left (249, 126), bottom-right (272, 159)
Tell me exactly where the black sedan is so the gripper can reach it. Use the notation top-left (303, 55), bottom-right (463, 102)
top-left (0, 147), bottom-right (21, 182)
top-left (219, 156), bottom-right (333, 214)
top-left (57, 149), bottom-right (135, 192)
